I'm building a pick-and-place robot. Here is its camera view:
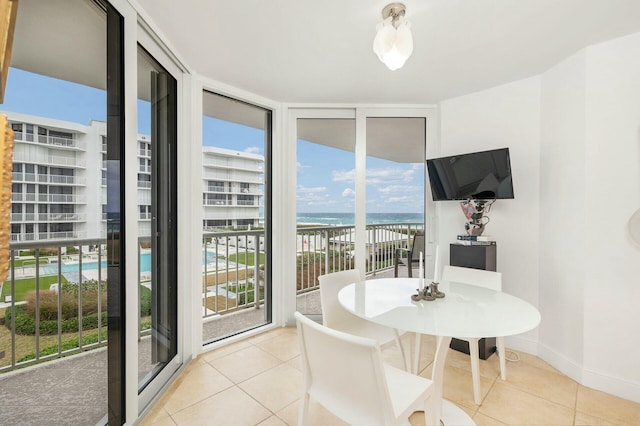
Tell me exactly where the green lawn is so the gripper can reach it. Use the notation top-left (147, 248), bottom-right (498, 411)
top-left (1, 276), bottom-right (68, 302)
top-left (228, 252), bottom-right (265, 266)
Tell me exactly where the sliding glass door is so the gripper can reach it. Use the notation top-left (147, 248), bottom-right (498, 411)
top-left (136, 43), bottom-right (179, 404)
top-left (287, 108), bottom-right (435, 322)
top-left (295, 116), bottom-right (356, 318)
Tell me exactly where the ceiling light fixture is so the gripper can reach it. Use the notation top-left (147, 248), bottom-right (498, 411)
top-left (373, 3), bottom-right (413, 71)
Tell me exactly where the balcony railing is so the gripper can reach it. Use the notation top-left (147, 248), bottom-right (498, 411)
top-left (200, 222), bottom-right (424, 319)
top-left (14, 133), bottom-right (84, 149)
top-left (1, 238), bottom-right (107, 373)
top-left (36, 194), bottom-right (84, 203)
top-left (203, 199), bottom-right (231, 206)
top-left (37, 134), bottom-right (85, 150)
top-left (1, 223), bottom-right (423, 373)
top-left (12, 173), bottom-right (84, 185)
top-left (9, 231), bottom-right (87, 242)
top-left (203, 186), bottom-right (262, 195)
top-left (293, 222), bottom-right (424, 294)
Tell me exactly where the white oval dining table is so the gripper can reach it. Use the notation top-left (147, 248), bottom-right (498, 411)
top-left (338, 277), bottom-right (541, 425)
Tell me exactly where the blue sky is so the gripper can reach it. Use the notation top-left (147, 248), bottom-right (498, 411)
top-left (296, 140), bottom-right (424, 214)
top-left (4, 68), bottom-right (423, 214)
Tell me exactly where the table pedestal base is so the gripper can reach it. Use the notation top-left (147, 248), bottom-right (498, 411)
top-left (441, 399), bottom-right (475, 425)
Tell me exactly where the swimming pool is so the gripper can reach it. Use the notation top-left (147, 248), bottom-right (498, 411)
top-left (38, 250), bottom-right (217, 275)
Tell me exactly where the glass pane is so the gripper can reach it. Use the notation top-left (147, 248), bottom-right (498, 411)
top-left (365, 117), bottom-right (426, 278)
top-left (296, 118), bottom-right (356, 316)
top-left (201, 91), bottom-right (271, 344)
top-left (137, 46), bottom-right (178, 390)
top-left (1, 0), bottom-right (112, 423)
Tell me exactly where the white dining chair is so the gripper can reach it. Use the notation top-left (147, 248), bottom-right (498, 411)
top-left (294, 312), bottom-right (437, 426)
top-left (318, 269), bottom-right (408, 370)
top-left (442, 265), bottom-right (505, 405)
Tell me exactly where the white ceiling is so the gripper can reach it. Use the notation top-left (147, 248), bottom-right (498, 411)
top-left (8, 0), bottom-right (640, 163)
top-left (136, 0), bottom-right (640, 104)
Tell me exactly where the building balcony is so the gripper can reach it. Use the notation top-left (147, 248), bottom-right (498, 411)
top-left (11, 193), bottom-right (36, 202)
top-left (203, 199), bottom-right (232, 206)
top-left (203, 187), bottom-right (262, 195)
top-left (202, 174), bottom-right (263, 185)
top-left (202, 158), bottom-right (262, 172)
top-left (36, 194), bottom-right (85, 203)
top-left (14, 132), bottom-right (85, 150)
top-left (10, 173), bottom-right (85, 185)
top-left (13, 153), bottom-right (86, 168)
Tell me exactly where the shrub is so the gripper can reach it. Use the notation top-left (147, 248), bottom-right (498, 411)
top-left (6, 305), bottom-right (107, 335)
top-left (23, 280), bottom-right (107, 321)
top-left (140, 285), bottom-right (151, 316)
top-left (5, 282), bottom-right (149, 335)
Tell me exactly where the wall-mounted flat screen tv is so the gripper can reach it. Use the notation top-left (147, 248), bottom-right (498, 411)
top-left (426, 147), bottom-right (514, 201)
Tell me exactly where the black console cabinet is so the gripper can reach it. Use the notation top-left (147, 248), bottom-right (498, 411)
top-left (449, 243), bottom-right (497, 360)
top-left (449, 243), bottom-right (496, 271)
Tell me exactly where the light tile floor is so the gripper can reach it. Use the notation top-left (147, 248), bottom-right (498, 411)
top-left (140, 327), bottom-right (640, 426)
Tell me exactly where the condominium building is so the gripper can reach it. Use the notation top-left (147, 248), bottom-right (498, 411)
top-left (8, 112), bottom-right (105, 242)
top-left (5, 112), bottom-right (263, 242)
top-left (202, 146), bottom-right (263, 231)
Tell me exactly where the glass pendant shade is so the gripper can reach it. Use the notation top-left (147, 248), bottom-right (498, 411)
top-left (373, 14), bottom-right (413, 71)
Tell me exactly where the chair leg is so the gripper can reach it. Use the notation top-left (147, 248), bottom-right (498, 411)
top-left (393, 329), bottom-right (409, 372)
top-left (469, 338), bottom-right (482, 405)
top-left (425, 394), bottom-right (438, 426)
top-left (413, 332), bottom-right (422, 374)
top-left (497, 336), bottom-right (506, 381)
top-left (297, 392), bottom-right (310, 426)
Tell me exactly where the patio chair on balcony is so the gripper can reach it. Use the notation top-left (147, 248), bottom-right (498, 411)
top-left (394, 232), bottom-right (425, 278)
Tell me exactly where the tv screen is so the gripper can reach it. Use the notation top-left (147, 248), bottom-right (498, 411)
top-left (427, 148), bottom-right (514, 201)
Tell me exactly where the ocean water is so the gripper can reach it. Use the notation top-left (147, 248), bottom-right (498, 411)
top-left (296, 212), bottom-right (423, 226)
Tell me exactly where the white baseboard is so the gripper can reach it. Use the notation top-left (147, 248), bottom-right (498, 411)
top-left (533, 341), bottom-right (640, 404)
top-left (582, 366), bottom-right (640, 404)
top-left (536, 342), bottom-right (584, 383)
top-left (504, 335), bottom-right (539, 355)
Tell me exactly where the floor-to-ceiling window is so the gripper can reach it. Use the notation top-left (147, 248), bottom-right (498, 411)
top-left (201, 91), bottom-right (272, 344)
top-left (365, 117), bottom-right (426, 277)
top-left (295, 117), bottom-right (356, 317)
top-left (286, 108), bottom-right (434, 323)
top-left (0, 0), bottom-right (125, 423)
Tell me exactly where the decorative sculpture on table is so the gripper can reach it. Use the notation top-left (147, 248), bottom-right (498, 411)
top-left (410, 247), bottom-right (445, 302)
top-left (0, 114), bottom-right (14, 282)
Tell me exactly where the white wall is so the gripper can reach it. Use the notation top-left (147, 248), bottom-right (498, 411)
top-left (439, 32), bottom-right (640, 403)
top-left (439, 76), bottom-right (541, 350)
top-left (582, 33), bottom-right (640, 400)
top-left (539, 50), bottom-right (587, 378)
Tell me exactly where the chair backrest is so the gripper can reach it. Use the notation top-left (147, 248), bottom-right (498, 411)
top-left (442, 265), bottom-right (502, 291)
top-left (318, 269), bottom-right (362, 329)
top-left (295, 312), bottom-right (393, 425)
top-left (410, 232), bottom-right (425, 260)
